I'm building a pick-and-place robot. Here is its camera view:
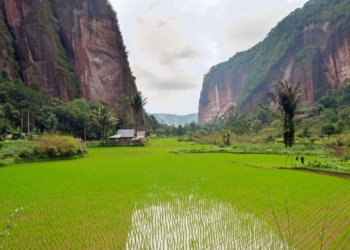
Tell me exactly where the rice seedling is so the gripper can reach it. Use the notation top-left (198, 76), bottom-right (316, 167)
top-left (126, 192), bottom-right (289, 249)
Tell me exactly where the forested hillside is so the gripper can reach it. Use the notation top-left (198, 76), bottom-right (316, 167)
top-left (199, 0), bottom-right (350, 124)
top-left (0, 0), bottom-right (145, 139)
top-left (151, 113), bottom-right (198, 126)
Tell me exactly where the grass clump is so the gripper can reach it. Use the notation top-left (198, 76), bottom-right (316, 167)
top-left (35, 134), bottom-right (87, 159)
top-left (0, 135), bottom-right (87, 166)
top-left (172, 142), bottom-right (329, 157)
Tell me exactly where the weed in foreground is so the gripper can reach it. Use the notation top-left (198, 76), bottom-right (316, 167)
top-left (0, 207), bottom-right (23, 249)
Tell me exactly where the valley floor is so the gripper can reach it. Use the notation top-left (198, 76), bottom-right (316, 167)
top-left (1, 138), bottom-right (349, 249)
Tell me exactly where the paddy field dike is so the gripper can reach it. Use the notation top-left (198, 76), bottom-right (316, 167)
top-left (1, 138), bottom-right (350, 249)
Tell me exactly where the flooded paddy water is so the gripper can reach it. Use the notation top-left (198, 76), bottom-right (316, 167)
top-left (126, 192), bottom-right (289, 249)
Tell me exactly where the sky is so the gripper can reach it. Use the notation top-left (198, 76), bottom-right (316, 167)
top-left (110, 0), bottom-right (309, 115)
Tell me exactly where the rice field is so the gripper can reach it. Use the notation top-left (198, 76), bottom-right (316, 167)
top-left (1, 138), bottom-right (350, 249)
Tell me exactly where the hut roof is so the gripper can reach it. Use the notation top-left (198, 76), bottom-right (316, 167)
top-left (132, 131), bottom-right (146, 140)
top-left (116, 129), bottom-right (135, 138)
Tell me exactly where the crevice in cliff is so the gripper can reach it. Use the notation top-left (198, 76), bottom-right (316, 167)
top-left (0, 0), bottom-right (21, 80)
top-left (46, 0), bottom-right (81, 100)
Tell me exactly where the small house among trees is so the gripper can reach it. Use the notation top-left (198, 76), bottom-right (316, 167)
top-left (108, 129), bottom-right (146, 144)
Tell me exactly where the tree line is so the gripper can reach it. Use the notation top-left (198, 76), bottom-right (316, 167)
top-left (0, 72), bottom-right (156, 141)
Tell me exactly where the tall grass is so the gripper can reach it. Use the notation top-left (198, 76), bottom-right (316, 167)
top-left (173, 143), bottom-right (329, 157)
top-left (0, 135), bottom-right (87, 166)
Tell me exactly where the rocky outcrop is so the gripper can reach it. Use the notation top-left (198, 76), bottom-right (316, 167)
top-left (3, 0), bottom-right (78, 100)
top-left (198, 0), bottom-right (350, 124)
top-left (51, 0), bottom-right (137, 107)
top-left (0, 0), bottom-right (138, 108)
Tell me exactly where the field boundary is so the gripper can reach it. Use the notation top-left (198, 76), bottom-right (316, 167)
top-left (291, 167), bottom-right (350, 180)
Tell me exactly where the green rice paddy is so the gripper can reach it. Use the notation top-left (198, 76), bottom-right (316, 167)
top-left (1, 138), bottom-right (350, 249)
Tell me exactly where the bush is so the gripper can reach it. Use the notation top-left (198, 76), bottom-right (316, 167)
top-left (47, 146), bottom-right (58, 158)
top-left (323, 139), bottom-right (338, 149)
top-left (37, 134), bottom-right (87, 159)
top-left (264, 135), bottom-right (275, 143)
top-left (19, 149), bottom-right (30, 158)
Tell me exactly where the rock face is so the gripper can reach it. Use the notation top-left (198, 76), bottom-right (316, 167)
top-left (0, 0), bottom-right (138, 108)
top-left (198, 0), bottom-right (350, 124)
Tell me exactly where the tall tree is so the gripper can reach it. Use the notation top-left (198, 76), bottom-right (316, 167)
top-left (130, 91), bottom-right (147, 135)
top-left (92, 104), bottom-right (118, 143)
top-left (261, 80), bottom-right (322, 147)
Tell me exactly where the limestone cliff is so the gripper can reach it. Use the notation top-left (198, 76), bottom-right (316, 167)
top-left (0, 0), bottom-right (138, 108)
top-left (198, 0), bottom-right (350, 124)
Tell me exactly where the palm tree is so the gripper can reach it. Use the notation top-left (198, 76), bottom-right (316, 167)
top-left (92, 104), bottom-right (118, 143)
top-left (130, 91), bottom-right (147, 136)
top-left (261, 80), bottom-right (322, 147)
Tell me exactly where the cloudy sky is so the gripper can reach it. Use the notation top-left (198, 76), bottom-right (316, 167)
top-left (110, 0), bottom-right (309, 115)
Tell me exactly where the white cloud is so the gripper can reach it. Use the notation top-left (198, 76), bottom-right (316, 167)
top-left (219, 5), bottom-right (297, 55)
top-left (110, 0), bottom-right (309, 114)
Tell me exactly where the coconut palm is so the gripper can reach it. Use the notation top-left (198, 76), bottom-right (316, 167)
top-left (130, 91), bottom-right (147, 135)
top-left (92, 104), bottom-right (118, 143)
top-left (261, 80), bottom-right (322, 147)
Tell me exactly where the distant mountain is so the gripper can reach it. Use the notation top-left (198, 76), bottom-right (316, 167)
top-left (150, 113), bottom-right (198, 126)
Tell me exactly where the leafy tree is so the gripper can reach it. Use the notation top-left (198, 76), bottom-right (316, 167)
top-left (219, 105), bottom-right (236, 126)
top-left (92, 104), bottom-right (118, 143)
top-left (115, 95), bottom-right (135, 129)
top-left (318, 96), bottom-right (338, 109)
top-left (232, 117), bottom-right (249, 135)
top-left (176, 125), bottom-right (185, 136)
top-left (186, 121), bottom-right (197, 137)
top-left (338, 106), bottom-right (350, 128)
top-left (322, 108), bottom-right (338, 123)
top-left (130, 92), bottom-right (147, 135)
top-left (2, 103), bottom-right (19, 132)
top-left (8, 127), bottom-right (22, 140)
top-left (17, 100), bottom-right (30, 139)
top-left (0, 82), bottom-right (16, 104)
top-left (44, 114), bottom-right (58, 132)
top-left (321, 123), bottom-right (335, 139)
top-left (334, 121), bottom-right (344, 134)
top-left (250, 119), bottom-right (263, 133)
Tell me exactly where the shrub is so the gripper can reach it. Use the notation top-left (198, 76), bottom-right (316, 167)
top-left (35, 134), bottom-right (87, 159)
top-left (264, 135), bottom-right (275, 144)
top-left (323, 139), bottom-right (338, 149)
top-left (32, 145), bottom-right (40, 156)
top-left (47, 146), bottom-right (58, 158)
top-left (19, 149), bottom-right (30, 158)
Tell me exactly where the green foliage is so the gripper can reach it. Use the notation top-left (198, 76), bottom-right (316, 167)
top-left (130, 91), bottom-right (147, 133)
top-left (0, 134), bottom-right (87, 163)
top-left (264, 135), bottom-right (276, 144)
top-left (0, 207), bottom-right (23, 249)
top-left (344, 78), bottom-right (350, 85)
top-left (0, 139), bottom-right (349, 248)
top-left (92, 104), bottom-right (118, 143)
top-left (115, 95), bottom-right (135, 129)
top-left (294, 45), bottom-right (319, 66)
top-left (173, 142), bottom-right (328, 156)
top-left (232, 117), bottom-right (249, 136)
top-left (263, 80), bottom-right (303, 147)
top-left (45, 0), bottom-right (80, 99)
top-left (250, 119), bottom-right (263, 133)
top-left (306, 158), bottom-right (350, 172)
top-left (321, 122), bottom-right (335, 139)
